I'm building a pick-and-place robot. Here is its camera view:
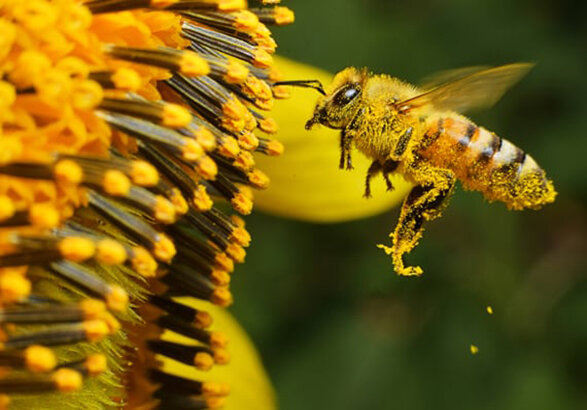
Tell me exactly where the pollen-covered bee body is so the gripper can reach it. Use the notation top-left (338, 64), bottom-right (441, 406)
top-left (306, 64), bottom-right (556, 276)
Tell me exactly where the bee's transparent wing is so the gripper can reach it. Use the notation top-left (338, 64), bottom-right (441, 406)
top-left (398, 63), bottom-right (533, 114)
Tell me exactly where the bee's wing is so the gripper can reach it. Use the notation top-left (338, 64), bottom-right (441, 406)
top-left (398, 63), bottom-right (533, 114)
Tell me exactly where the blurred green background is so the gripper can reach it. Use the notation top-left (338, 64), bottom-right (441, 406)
top-left (232, 1), bottom-right (587, 409)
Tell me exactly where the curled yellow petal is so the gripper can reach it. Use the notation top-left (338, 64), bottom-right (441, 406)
top-left (254, 57), bottom-right (411, 223)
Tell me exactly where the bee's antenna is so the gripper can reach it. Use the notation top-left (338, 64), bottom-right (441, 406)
top-left (273, 80), bottom-right (326, 96)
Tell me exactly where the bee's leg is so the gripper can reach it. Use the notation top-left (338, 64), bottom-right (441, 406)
top-left (379, 168), bottom-right (455, 276)
top-left (381, 159), bottom-right (399, 192)
top-left (339, 129), bottom-right (354, 170)
top-left (364, 161), bottom-right (382, 198)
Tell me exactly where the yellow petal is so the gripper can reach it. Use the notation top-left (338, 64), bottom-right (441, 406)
top-left (162, 298), bottom-right (276, 410)
top-left (254, 57), bottom-right (411, 223)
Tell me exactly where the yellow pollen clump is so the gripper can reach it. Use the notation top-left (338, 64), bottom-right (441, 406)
top-left (252, 49), bottom-right (273, 69)
top-left (238, 132), bottom-right (259, 151)
top-left (225, 243), bottom-right (245, 263)
top-left (231, 193), bottom-right (253, 216)
top-left (218, 137), bottom-right (240, 158)
top-left (194, 352), bottom-right (214, 371)
top-left (218, 0), bottom-right (247, 11)
top-left (234, 11), bottom-right (259, 31)
top-left (162, 104), bottom-right (192, 128)
top-left (95, 239), bottom-right (127, 265)
top-left (111, 68), bottom-right (141, 91)
top-left (29, 203), bottom-right (60, 229)
top-left (192, 186), bottom-right (213, 212)
top-left (153, 234), bottom-right (177, 262)
top-left (195, 156), bottom-right (218, 180)
top-left (211, 269), bottom-right (230, 286)
top-left (83, 320), bottom-right (110, 343)
top-left (130, 161), bottom-right (159, 186)
top-left (202, 381), bottom-right (230, 396)
top-left (85, 354), bottom-right (107, 376)
top-left (259, 118), bottom-right (279, 135)
top-left (179, 52), bottom-right (210, 77)
top-left (154, 196), bottom-right (176, 224)
top-left (71, 80), bottom-right (104, 110)
top-left (206, 397), bottom-right (226, 409)
top-left (54, 160), bottom-right (84, 185)
top-left (25, 345), bottom-right (56, 373)
top-left (209, 332), bottom-right (229, 349)
top-left (225, 60), bottom-right (249, 84)
top-left (193, 127), bottom-right (216, 151)
top-left (131, 246), bottom-right (158, 277)
top-left (181, 138), bottom-right (204, 162)
top-left (212, 348), bottom-right (230, 365)
top-left (59, 237), bottom-right (96, 262)
top-left (103, 170), bottom-right (131, 196)
top-left (80, 299), bottom-right (107, 320)
top-left (0, 271), bottom-right (31, 303)
top-left (248, 169), bottom-right (270, 189)
top-left (272, 85), bottom-right (291, 99)
top-left (486, 306), bottom-right (494, 315)
top-left (194, 311), bottom-right (213, 329)
top-left (274, 6), bottom-right (296, 25)
top-left (214, 253), bottom-right (234, 273)
top-left (211, 287), bottom-right (233, 307)
top-left (168, 188), bottom-right (189, 215)
top-left (105, 285), bottom-right (129, 312)
top-left (231, 227), bottom-right (251, 247)
top-left (52, 368), bottom-right (83, 393)
top-left (470, 345), bottom-right (479, 355)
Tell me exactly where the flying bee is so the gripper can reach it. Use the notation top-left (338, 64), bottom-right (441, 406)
top-left (282, 64), bottom-right (557, 276)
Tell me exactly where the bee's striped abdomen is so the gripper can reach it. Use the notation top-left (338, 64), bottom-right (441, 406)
top-left (420, 116), bottom-right (556, 209)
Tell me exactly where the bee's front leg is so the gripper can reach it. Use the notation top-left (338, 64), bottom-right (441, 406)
top-left (379, 167), bottom-right (455, 276)
top-left (339, 128), bottom-right (354, 170)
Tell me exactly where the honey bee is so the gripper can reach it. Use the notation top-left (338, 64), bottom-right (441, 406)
top-left (299, 64), bottom-right (557, 276)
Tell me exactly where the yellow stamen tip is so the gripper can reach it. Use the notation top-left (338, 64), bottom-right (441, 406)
top-left (225, 60), bottom-right (249, 84)
top-left (111, 68), bottom-right (141, 91)
top-left (85, 354), bottom-right (107, 376)
top-left (59, 237), bottom-right (96, 262)
top-left (234, 10), bottom-right (259, 31)
top-left (53, 368), bottom-right (83, 392)
top-left (169, 188), bottom-right (189, 215)
top-left (211, 287), bottom-right (233, 307)
top-left (193, 185), bottom-right (213, 212)
top-left (80, 299), bottom-right (107, 320)
top-left (194, 311), bottom-right (213, 329)
top-left (212, 348), bottom-right (230, 364)
top-left (195, 156), bottom-right (218, 180)
top-left (253, 49), bottom-right (273, 69)
top-left (218, 0), bottom-right (246, 11)
top-left (234, 151), bottom-right (255, 171)
top-left (83, 320), bottom-right (110, 342)
top-left (162, 104), bottom-right (191, 128)
top-left (259, 118), bottom-right (279, 134)
top-left (274, 6), bottom-right (295, 25)
top-left (193, 127), bottom-right (216, 152)
top-left (272, 85), bottom-right (291, 99)
top-left (25, 345), bottom-right (56, 373)
top-left (202, 381), bottom-right (230, 396)
top-left (101, 312), bottom-right (121, 333)
top-left (248, 169), bottom-right (270, 189)
top-left (153, 234), bottom-right (176, 262)
top-left (29, 203), bottom-right (60, 228)
top-left (96, 239), bottom-right (127, 265)
top-left (54, 159), bottom-right (84, 185)
top-left (209, 332), bottom-right (229, 349)
top-left (231, 227), bottom-right (251, 247)
top-left (222, 97), bottom-right (246, 121)
top-left (131, 246), bottom-right (158, 277)
top-left (206, 397), bottom-right (226, 409)
top-left (214, 252), bottom-right (234, 273)
top-left (71, 80), bottom-right (103, 110)
top-left (0, 272), bottom-right (31, 303)
top-left (181, 138), bottom-right (204, 162)
top-left (154, 196), bottom-right (177, 224)
top-left (210, 269), bottom-right (230, 286)
top-left (106, 285), bottom-right (129, 312)
top-left (231, 193), bottom-right (253, 216)
top-left (194, 352), bottom-right (214, 371)
top-left (0, 196), bottom-right (15, 221)
top-left (180, 52), bottom-right (210, 77)
top-left (130, 161), bottom-right (159, 187)
top-left (218, 137), bottom-right (240, 158)
top-left (238, 132), bottom-right (259, 151)
top-left (103, 170), bottom-right (131, 196)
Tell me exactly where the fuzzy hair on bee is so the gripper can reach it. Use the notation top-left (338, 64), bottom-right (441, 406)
top-left (300, 63), bottom-right (556, 276)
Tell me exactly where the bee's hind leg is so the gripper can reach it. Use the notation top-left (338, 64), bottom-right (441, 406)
top-left (364, 161), bottom-right (382, 198)
top-left (379, 167), bottom-right (455, 276)
top-left (381, 159), bottom-right (399, 192)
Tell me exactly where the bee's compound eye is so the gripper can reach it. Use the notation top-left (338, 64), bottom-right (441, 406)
top-left (334, 84), bottom-right (360, 106)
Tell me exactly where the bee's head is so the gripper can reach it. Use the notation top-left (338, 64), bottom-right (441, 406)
top-left (305, 67), bottom-right (367, 130)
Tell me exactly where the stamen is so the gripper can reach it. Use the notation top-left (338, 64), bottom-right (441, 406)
top-left (148, 295), bottom-right (213, 328)
top-left (257, 137), bottom-right (284, 155)
top-left (0, 320), bottom-right (110, 349)
top-left (250, 6), bottom-right (295, 26)
top-left (148, 368), bottom-right (229, 396)
top-left (147, 340), bottom-right (225, 369)
top-left (0, 300), bottom-right (105, 324)
top-left (98, 97), bottom-right (192, 128)
top-left (0, 346), bottom-right (56, 373)
top-left (103, 45), bottom-right (210, 77)
top-left (182, 10), bottom-right (259, 33)
top-left (89, 68), bottom-right (141, 92)
top-left (0, 368), bottom-right (83, 394)
top-left (48, 261), bottom-right (129, 312)
top-left (156, 315), bottom-right (227, 347)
